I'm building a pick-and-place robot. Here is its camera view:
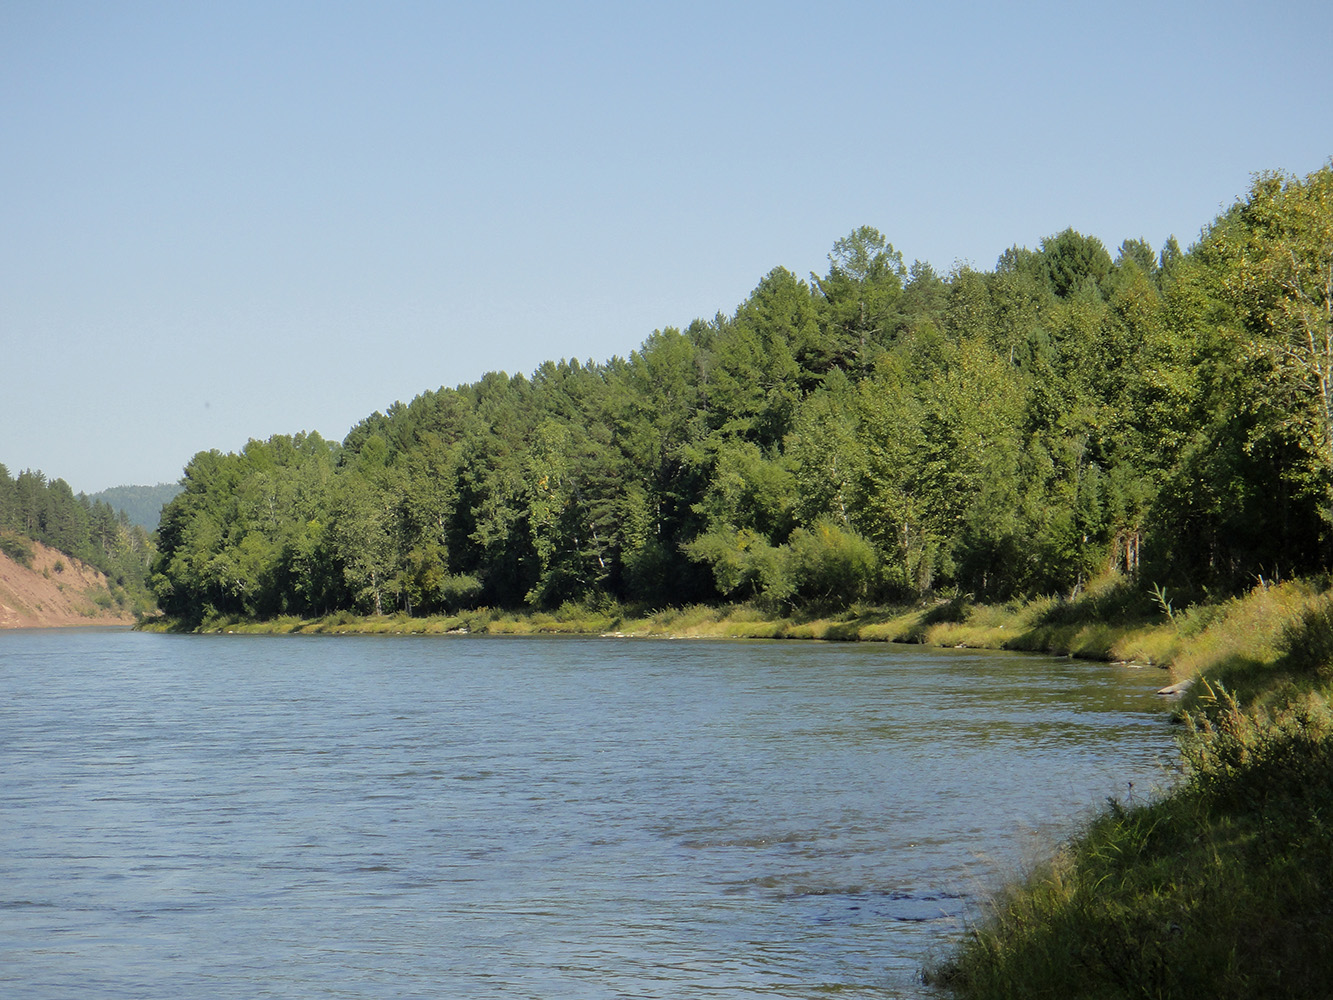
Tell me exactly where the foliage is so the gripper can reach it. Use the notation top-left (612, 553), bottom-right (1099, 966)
top-left (782, 519), bottom-right (878, 609)
top-left (931, 719), bottom-right (1333, 999)
top-left (0, 531), bottom-right (35, 567)
top-left (0, 462), bottom-right (156, 606)
top-left (146, 166), bottom-right (1333, 625)
top-left (1275, 589), bottom-right (1333, 680)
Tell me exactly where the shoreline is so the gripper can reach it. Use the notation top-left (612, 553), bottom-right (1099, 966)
top-left (140, 574), bottom-right (1320, 697)
top-left (137, 577), bottom-right (1333, 997)
top-left (134, 582), bottom-right (1265, 684)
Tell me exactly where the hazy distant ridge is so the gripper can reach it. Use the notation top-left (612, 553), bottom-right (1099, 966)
top-left (86, 484), bottom-right (182, 531)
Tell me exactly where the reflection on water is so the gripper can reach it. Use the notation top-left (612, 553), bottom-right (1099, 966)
top-left (0, 630), bottom-right (1177, 998)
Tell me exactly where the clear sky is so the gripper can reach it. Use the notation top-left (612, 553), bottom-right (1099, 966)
top-left (2, 0), bottom-right (1330, 494)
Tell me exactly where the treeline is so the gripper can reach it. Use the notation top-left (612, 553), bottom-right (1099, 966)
top-left (153, 165), bottom-right (1333, 625)
top-left (0, 464), bottom-right (157, 606)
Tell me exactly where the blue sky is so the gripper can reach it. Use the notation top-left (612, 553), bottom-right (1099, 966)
top-left (2, 1), bottom-right (1330, 494)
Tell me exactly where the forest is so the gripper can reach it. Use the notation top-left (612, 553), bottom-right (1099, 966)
top-left (0, 464), bottom-right (157, 610)
top-left (151, 165), bottom-right (1333, 627)
top-left (87, 483), bottom-right (183, 531)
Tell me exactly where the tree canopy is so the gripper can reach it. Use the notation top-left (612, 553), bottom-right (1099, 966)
top-left (151, 164), bottom-right (1333, 625)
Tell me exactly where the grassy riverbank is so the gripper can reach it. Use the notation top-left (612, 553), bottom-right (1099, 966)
top-left (922, 577), bottom-right (1333, 999)
top-left (926, 685), bottom-right (1333, 998)
top-left (140, 575), bottom-right (1333, 997)
top-left (138, 573), bottom-right (1314, 688)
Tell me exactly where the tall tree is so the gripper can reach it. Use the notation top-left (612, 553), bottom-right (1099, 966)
top-left (1223, 166), bottom-right (1333, 502)
top-left (813, 226), bottom-right (906, 369)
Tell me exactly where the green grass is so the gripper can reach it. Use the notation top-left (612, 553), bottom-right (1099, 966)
top-left (929, 688), bottom-right (1333, 999)
top-left (927, 581), bottom-right (1333, 999)
top-left (137, 574), bottom-right (1320, 679)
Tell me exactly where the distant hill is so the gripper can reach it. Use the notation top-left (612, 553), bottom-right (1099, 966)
top-left (86, 483), bottom-right (181, 531)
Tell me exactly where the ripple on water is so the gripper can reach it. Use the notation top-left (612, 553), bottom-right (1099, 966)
top-left (0, 631), bottom-right (1178, 999)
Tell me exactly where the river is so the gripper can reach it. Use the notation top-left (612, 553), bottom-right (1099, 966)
top-left (0, 629), bottom-right (1177, 998)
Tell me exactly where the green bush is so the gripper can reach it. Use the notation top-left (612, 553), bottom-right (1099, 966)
top-left (0, 532), bottom-right (34, 567)
top-left (1182, 682), bottom-right (1333, 812)
top-left (784, 519), bottom-right (877, 610)
top-left (683, 528), bottom-right (778, 601)
top-left (1277, 595), bottom-right (1333, 678)
top-left (436, 572), bottom-right (483, 612)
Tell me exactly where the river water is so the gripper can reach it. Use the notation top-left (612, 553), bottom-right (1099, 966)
top-left (0, 629), bottom-right (1178, 998)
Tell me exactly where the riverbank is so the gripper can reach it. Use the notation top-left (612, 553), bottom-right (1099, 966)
top-left (922, 577), bottom-right (1333, 999)
top-left (138, 574), bottom-right (1319, 694)
top-left (926, 683), bottom-right (1333, 997)
top-left (140, 574), bottom-right (1333, 997)
top-left (0, 537), bottom-right (138, 628)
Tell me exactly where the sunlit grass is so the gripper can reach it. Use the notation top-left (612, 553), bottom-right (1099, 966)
top-left (927, 579), bottom-right (1333, 999)
top-left (929, 683), bottom-right (1333, 999)
top-left (149, 574), bottom-right (1328, 681)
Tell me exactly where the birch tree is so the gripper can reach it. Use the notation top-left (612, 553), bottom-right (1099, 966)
top-left (1225, 166), bottom-right (1333, 477)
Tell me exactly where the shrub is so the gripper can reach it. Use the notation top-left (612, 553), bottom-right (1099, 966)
top-left (784, 519), bottom-right (877, 610)
top-left (1277, 594), bottom-right (1333, 679)
top-left (683, 528), bottom-right (778, 601)
top-left (436, 573), bottom-right (483, 612)
top-left (1181, 681), bottom-right (1333, 810)
top-left (0, 532), bottom-right (34, 567)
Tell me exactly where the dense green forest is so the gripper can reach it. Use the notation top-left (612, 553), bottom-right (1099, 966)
top-left (0, 464), bottom-right (157, 609)
top-left (152, 165), bottom-right (1333, 626)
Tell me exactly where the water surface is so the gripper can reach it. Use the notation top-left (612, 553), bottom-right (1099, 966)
top-left (0, 629), bottom-right (1177, 998)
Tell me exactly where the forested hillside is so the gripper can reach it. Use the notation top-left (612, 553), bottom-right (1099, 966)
top-left (152, 165), bottom-right (1333, 626)
top-left (87, 483), bottom-right (183, 531)
top-left (0, 465), bottom-right (156, 613)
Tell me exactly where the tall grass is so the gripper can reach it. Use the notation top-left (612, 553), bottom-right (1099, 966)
top-left (928, 581), bottom-right (1333, 999)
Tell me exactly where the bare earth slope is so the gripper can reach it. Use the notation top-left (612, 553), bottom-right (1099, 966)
top-left (0, 540), bottom-right (136, 628)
